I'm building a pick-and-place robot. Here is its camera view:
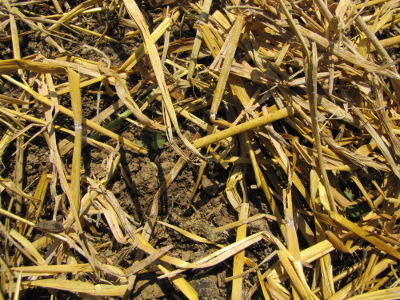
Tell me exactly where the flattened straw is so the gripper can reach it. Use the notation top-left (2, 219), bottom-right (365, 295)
top-left (198, 22), bottom-right (222, 57)
top-left (318, 244), bottom-right (335, 297)
top-left (187, 0), bottom-right (212, 79)
top-left (244, 131), bottom-right (261, 188)
top-left (157, 220), bottom-right (223, 247)
top-left (0, 95), bottom-right (29, 105)
top-left (263, 239), bottom-right (336, 285)
top-left (68, 68), bottom-right (83, 219)
top-left (136, 234), bottom-right (197, 269)
top-left (159, 231), bottom-right (268, 279)
top-left (123, 245), bottom-right (174, 276)
top-left (252, 160), bottom-right (286, 237)
top-left (18, 279), bottom-right (127, 297)
top-left (361, 251), bottom-right (380, 292)
top-left (14, 132), bottom-right (25, 216)
top-left (0, 177), bottom-right (38, 202)
top-left (306, 42), bottom-right (336, 212)
top-left (257, 270), bottom-right (271, 300)
top-left (350, 174), bottom-right (375, 210)
top-left (102, 189), bottom-right (138, 247)
top-left (209, 14), bottom-right (244, 122)
top-left (231, 203), bottom-right (249, 300)
top-left (14, 271), bottom-right (22, 300)
top-left (265, 277), bottom-right (290, 300)
top-left (284, 151), bottom-right (309, 298)
top-left (284, 160), bottom-right (299, 256)
top-left (0, 58), bottom-right (65, 76)
top-left (95, 196), bottom-right (127, 244)
top-left (225, 165), bottom-right (243, 210)
top-left (56, 75), bottom-right (107, 95)
top-left (9, 14), bottom-right (22, 77)
top-left (11, 264), bottom-right (93, 276)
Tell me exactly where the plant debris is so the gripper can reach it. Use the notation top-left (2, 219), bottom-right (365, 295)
top-left (0, 0), bottom-right (399, 299)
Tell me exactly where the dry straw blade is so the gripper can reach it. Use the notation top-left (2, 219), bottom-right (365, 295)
top-left (157, 220), bottom-right (224, 247)
top-left (209, 14), bottom-right (244, 121)
top-left (159, 231), bottom-right (270, 279)
top-left (231, 203), bottom-right (249, 300)
top-left (0, 59), bottom-right (66, 74)
top-left (18, 279), bottom-right (127, 297)
top-left (11, 264), bottom-right (94, 277)
top-left (68, 68), bottom-right (83, 225)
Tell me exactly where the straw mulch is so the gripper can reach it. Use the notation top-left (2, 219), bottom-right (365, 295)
top-left (0, 0), bottom-right (399, 299)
